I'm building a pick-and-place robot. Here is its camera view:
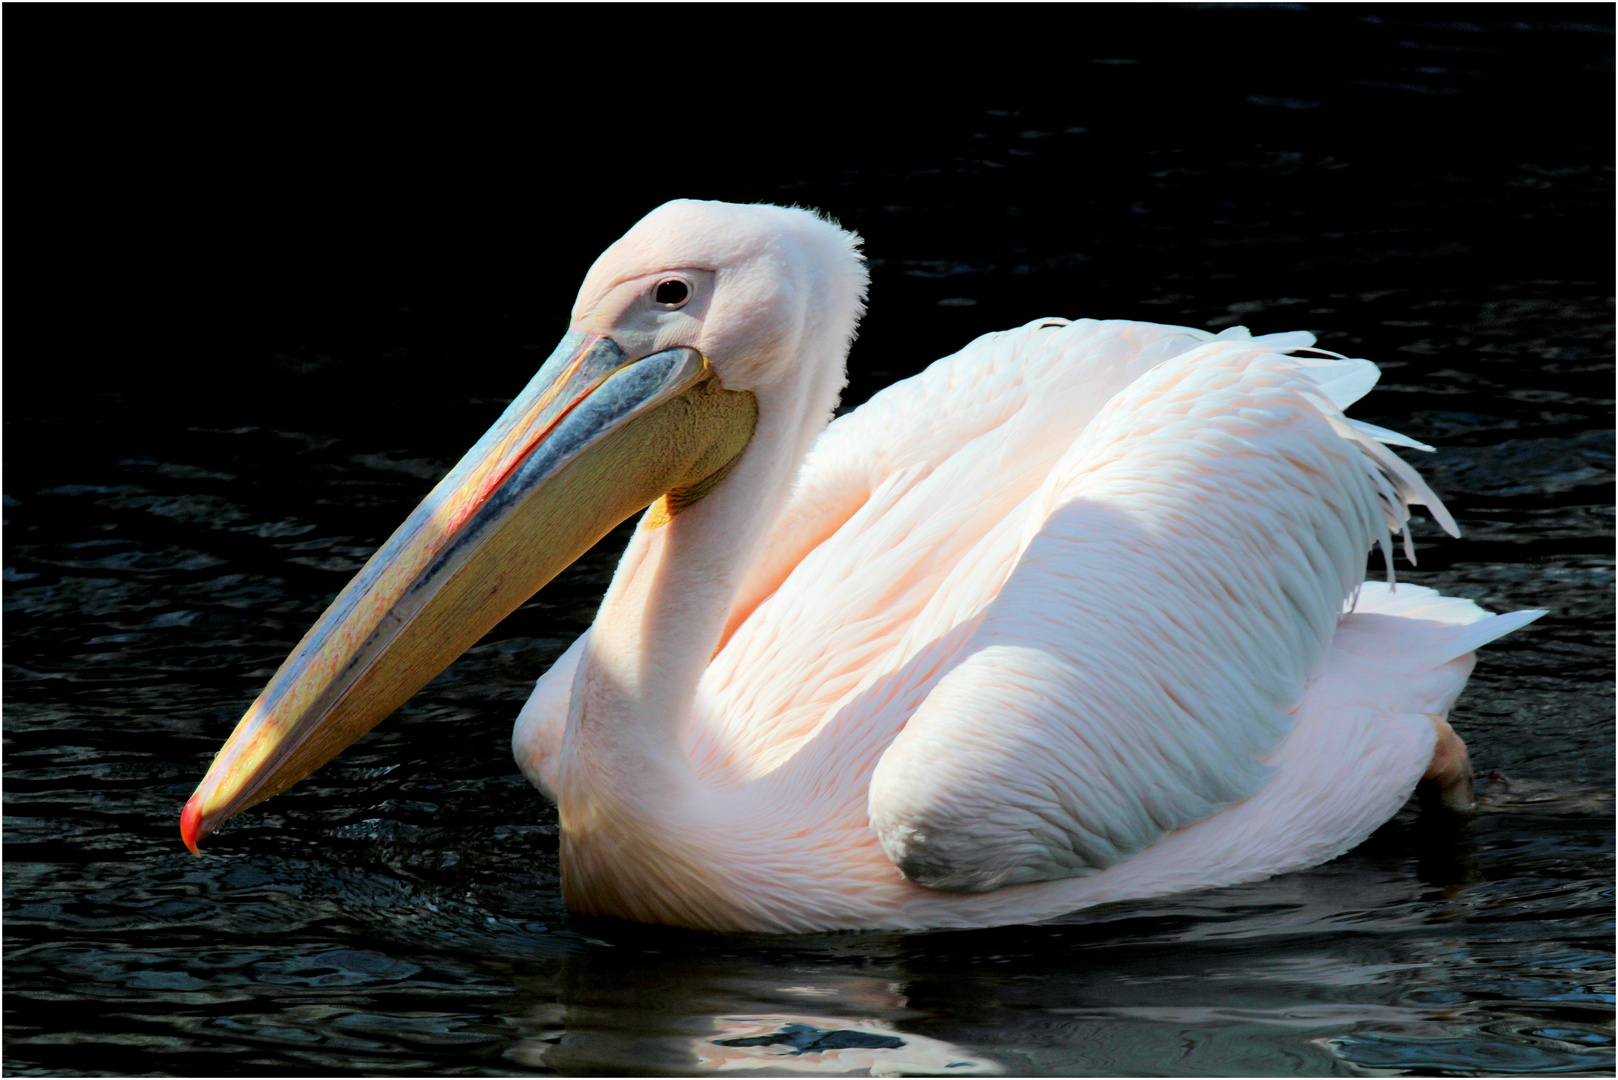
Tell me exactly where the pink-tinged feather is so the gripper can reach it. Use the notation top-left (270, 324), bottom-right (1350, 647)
top-left (503, 201), bottom-right (1540, 931)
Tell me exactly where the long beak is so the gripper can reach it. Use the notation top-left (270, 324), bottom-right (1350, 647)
top-left (181, 332), bottom-right (757, 852)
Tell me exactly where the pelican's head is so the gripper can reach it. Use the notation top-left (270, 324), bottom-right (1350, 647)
top-left (179, 200), bottom-right (865, 852)
top-left (571, 199), bottom-right (866, 393)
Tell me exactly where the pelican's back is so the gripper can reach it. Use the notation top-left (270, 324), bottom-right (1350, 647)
top-left (691, 320), bottom-right (1366, 785)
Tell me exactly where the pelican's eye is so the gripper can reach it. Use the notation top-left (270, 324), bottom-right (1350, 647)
top-left (653, 278), bottom-right (691, 309)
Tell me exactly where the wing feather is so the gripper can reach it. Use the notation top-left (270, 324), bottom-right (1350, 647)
top-left (866, 340), bottom-right (1450, 892)
top-left (694, 319), bottom-right (1241, 780)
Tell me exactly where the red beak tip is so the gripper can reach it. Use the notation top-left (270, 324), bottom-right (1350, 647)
top-left (180, 795), bottom-right (204, 855)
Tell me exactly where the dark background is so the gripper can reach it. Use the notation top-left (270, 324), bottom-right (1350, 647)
top-left (6, 5), bottom-right (1613, 1076)
top-left (15, 4), bottom-right (1612, 430)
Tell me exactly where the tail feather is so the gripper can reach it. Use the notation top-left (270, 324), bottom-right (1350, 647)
top-left (1348, 581), bottom-right (1546, 662)
top-left (1433, 608), bottom-right (1548, 663)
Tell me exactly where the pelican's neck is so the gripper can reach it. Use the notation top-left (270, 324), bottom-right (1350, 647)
top-left (558, 339), bottom-right (849, 815)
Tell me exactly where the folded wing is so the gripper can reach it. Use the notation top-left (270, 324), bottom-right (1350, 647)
top-left (695, 319), bottom-right (1262, 781)
top-left (866, 339), bottom-right (1452, 891)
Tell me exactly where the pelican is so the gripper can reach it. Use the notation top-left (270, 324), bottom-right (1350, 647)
top-left (181, 200), bottom-right (1543, 932)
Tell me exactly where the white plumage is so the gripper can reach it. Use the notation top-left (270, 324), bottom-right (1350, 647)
top-left (506, 203), bottom-right (1542, 932)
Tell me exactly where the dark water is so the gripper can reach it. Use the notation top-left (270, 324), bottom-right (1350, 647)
top-left (6, 6), bottom-right (1613, 1077)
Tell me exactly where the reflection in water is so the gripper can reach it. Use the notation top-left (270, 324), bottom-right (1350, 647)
top-left (520, 1006), bottom-right (1000, 1075)
top-left (506, 941), bottom-right (1003, 1074)
top-left (506, 942), bottom-right (962, 1075)
top-left (697, 1016), bottom-right (997, 1075)
top-left (473, 798), bottom-right (1611, 1076)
